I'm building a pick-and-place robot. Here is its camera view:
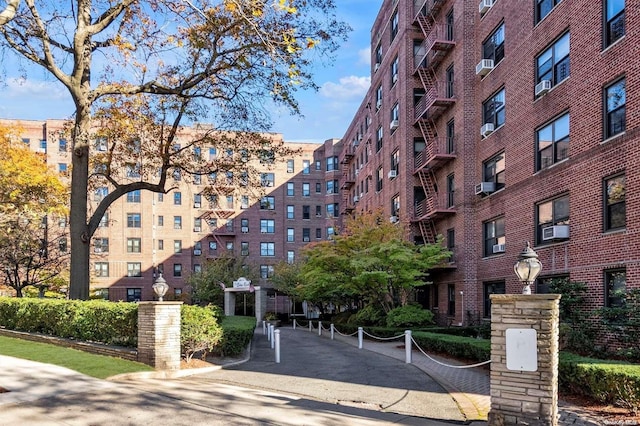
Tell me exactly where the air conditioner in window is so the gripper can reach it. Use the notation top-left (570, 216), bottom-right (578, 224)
top-left (303, 237), bottom-right (310, 242)
top-left (241, 226), bottom-right (249, 233)
top-left (374, 63), bottom-right (380, 72)
top-left (376, 99), bottom-right (382, 110)
top-left (353, 195), bottom-right (360, 203)
top-left (475, 182), bottom-right (496, 195)
top-left (480, 123), bottom-right (495, 137)
top-left (355, 169), bottom-right (360, 176)
top-left (388, 170), bottom-right (397, 178)
top-left (390, 215), bottom-right (399, 223)
top-left (542, 225), bottom-right (570, 241)
top-left (193, 226), bottom-right (201, 232)
top-left (390, 120), bottom-right (399, 131)
top-left (492, 243), bottom-right (506, 253)
top-left (358, 134), bottom-right (363, 141)
top-left (479, 0), bottom-right (494, 14)
top-left (475, 58), bottom-right (494, 76)
top-left (193, 249), bottom-right (202, 256)
top-left (392, 74), bottom-right (398, 84)
top-left (194, 202), bottom-right (201, 208)
top-left (360, 192), bottom-right (364, 198)
top-left (535, 80), bottom-right (552, 97)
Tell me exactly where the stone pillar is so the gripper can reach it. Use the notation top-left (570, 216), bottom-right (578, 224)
top-left (488, 294), bottom-right (561, 426)
top-left (255, 287), bottom-right (266, 324)
top-left (224, 291), bottom-right (236, 316)
top-left (137, 302), bottom-right (182, 370)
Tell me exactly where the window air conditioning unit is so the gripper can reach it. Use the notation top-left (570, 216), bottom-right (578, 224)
top-left (358, 134), bottom-right (363, 141)
top-left (475, 58), bottom-right (494, 76)
top-left (542, 224), bottom-right (570, 241)
top-left (355, 169), bottom-right (360, 176)
top-left (492, 243), bottom-right (506, 253)
top-left (390, 120), bottom-right (399, 131)
top-left (353, 195), bottom-right (360, 203)
top-left (392, 74), bottom-right (398, 84)
top-left (388, 170), bottom-right (398, 179)
top-left (374, 63), bottom-right (380, 72)
top-left (360, 193), bottom-right (364, 198)
top-left (193, 226), bottom-right (201, 232)
top-left (480, 123), bottom-right (495, 137)
top-left (535, 80), bottom-right (552, 97)
top-left (241, 226), bottom-right (249, 233)
top-left (390, 215), bottom-right (399, 223)
top-left (193, 249), bottom-right (202, 256)
top-left (303, 237), bottom-right (310, 242)
top-left (376, 99), bottom-right (382, 109)
top-left (475, 181), bottom-right (495, 195)
top-left (194, 202), bottom-right (201, 208)
top-left (479, 0), bottom-right (494, 14)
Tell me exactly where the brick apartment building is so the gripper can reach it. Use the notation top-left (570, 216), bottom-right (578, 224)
top-left (339, 0), bottom-right (634, 326)
top-left (1, 118), bottom-right (343, 310)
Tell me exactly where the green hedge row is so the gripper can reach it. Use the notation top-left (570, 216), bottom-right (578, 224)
top-left (217, 316), bottom-right (257, 356)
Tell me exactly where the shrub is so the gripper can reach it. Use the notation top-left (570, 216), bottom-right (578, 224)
top-left (351, 304), bottom-right (385, 326)
top-left (215, 316), bottom-right (256, 356)
top-left (386, 304), bottom-right (434, 328)
top-left (180, 305), bottom-right (223, 362)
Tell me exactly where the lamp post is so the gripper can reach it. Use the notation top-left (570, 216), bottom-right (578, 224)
top-left (152, 273), bottom-right (169, 301)
top-left (513, 242), bottom-right (542, 295)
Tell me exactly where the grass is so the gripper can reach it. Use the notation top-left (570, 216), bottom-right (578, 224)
top-left (0, 335), bottom-right (154, 379)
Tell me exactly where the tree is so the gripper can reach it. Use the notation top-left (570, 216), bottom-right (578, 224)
top-left (0, 0), bottom-right (349, 299)
top-left (0, 125), bottom-right (69, 297)
top-left (299, 210), bottom-right (451, 314)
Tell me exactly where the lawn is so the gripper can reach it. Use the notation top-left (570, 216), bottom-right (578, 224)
top-left (0, 335), bottom-right (154, 379)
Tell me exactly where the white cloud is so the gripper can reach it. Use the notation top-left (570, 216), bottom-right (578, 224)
top-left (319, 75), bottom-right (370, 101)
top-left (5, 77), bottom-right (68, 100)
top-left (358, 47), bottom-right (371, 66)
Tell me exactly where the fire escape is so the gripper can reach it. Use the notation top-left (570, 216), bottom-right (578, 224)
top-left (200, 174), bottom-right (237, 255)
top-left (412, 0), bottom-right (456, 247)
top-left (340, 140), bottom-right (357, 215)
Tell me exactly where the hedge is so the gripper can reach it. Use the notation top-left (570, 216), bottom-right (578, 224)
top-left (216, 316), bottom-right (256, 356)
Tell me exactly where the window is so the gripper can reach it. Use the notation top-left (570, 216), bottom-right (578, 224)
top-left (287, 182), bottom-right (295, 196)
top-left (174, 192), bottom-right (182, 205)
top-left (260, 242), bottom-right (275, 256)
top-left (483, 281), bottom-right (506, 318)
top-left (59, 139), bottom-right (67, 152)
top-left (287, 251), bottom-right (295, 264)
top-left (302, 183), bottom-right (310, 197)
top-left (303, 205), bottom-right (310, 220)
top-left (302, 228), bottom-right (310, 242)
top-left (302, 160), bottom-right (310, 174)
top-left (446, 8), bottom-right (454, 40)
top-left (127, 238), bottom-right (141, 253)
top-left (604, 173), bottom-right (625, 231)
top-left (174, 216), bottom-right (182, 229)
top-left (261, 173), bottom-right (275, 187)
top-left (446, 65), bottom-right (454, 98)
top-left (391, 150), bottom-right (399, 175)
top-left (446, 174), bottom-right (455, 208)
top-left (605, 77), bottom-right (626, 139)
top-left (374, 43), bottom-right (382, 68)
top-left (193, 174), bottom-right (202, 185)
top-left (58, 163), bottom-right (67, 173)
top-left (127, 213), bottom-right (141, 228)
top-left (94, 137), bottom-right (107, 151)
top-left (287, 205), bottom-right (294, 219)
top-left (126, 288), bottom-right (141, 302)
top-left (315, 205), bottom-right (322, 217)
top-left (315, 182), bottom-right (322, 193)
top-left (536, 274), bottom-right (569, 294)
top-left (209, 241), bottom-right (217, 251)
top-left (376, 85), bottom-right (383, 110)
top-left (194, 241), bottom-right (202, 255)
top-left (446, 120), bottom-right (455, 153)
top-left (127, 263), bottom-right (142, 277)
top-left (446, 228), bottom-right (455, 262)
top-left (390, 56), bottom-right (399, 85)
top-left (173, 263), bottom-right (182, 277)
top-left (95, 262), bottom-right (109, 277)
top-left (483, 152), bottom-right (505, 191)
top-left (58, 217), bottom-right (67, 228)
top-left (605, 269), bottom-right (626, 308)
top-left (326, 226), bottom-right (335, 240)
top-left (326, 203), bottom-right (338, 218)
top-left (126, 190), bottom-right (141, 203)
top-left (391, 194), bottom-right (400, 217)
top-left (482, 23), bottom-right (505, 65)
top-left (287, 228), bottom-right (295, 242)
top-left (241, 242), bottom-right (249, 256)
top-left (326, 156), bottom-right (338, 171)
top-left (158, 215), bottom-right (164, 226)
top-left (226, 195), bottom-right (234, 209)
top-left (536, 0), bottom-right (562, 23)
top-left (287, 159), bottom-right (295, 173)
top-left (260, 196), bottom-right (275, 210)
top-left (226, 241), bottom-right (234, 251)
top-left (158, 239), bottom-right (164, 250)
top-left (483, 88), bottom-right (506, 129)
top-left (174, 240), bottom-right (182, 254)
top-left (157, 193), bottom-right (163, 202)
top-left (126, 163), bottom-right (140, 178)
top-left (241, 195), bottom-right (249, 209)
top-left (260, 219), bottom-right (275, 233)
top-left (260, 265), bottom-right (275, 278)
top-left (194, 194), bottom-right (202, 208)
top-left (58, 238), bottom-right (67, 252)
top-left (315, 160), bottom-right (322, 171)
top-left (390, 9), bottom-right (398, 40)
top-left (447, 284), bottom-right (456, 316)
top-left (326, 179), bottom-right (338, 195)
top-left (537, 113), bottom-right (569, 170)
top-left (536, 195), bottom-right (569, 244)
top-left (376, 167), bottom-right (383, 192)
top-left (484, 217), bottom-right (505, 257)
top-left (376, 126), bottom-right (383, 152)
top-left (316, 228), bottom-right (322, 239)
top-left (390, 103), bottom-right (399, 129)
top-left (225, 219), bottom-right (234, 232)
top-left (605, 0), bottom-right (625, 47)
top-left (536, 32), bottom-right (570, 91)
top-left (99, 213), bottom-right (109, 227)
top-left (94, 187), bottom-right (108, 202)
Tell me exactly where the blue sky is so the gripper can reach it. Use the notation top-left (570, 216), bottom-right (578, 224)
top-left (0, 1), bottom-right (381, 143)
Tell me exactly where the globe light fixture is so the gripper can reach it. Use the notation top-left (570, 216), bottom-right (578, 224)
top-left (513, 242), bottom-right (542, 295)
top-left (152, 273), bottom-right (169, 301)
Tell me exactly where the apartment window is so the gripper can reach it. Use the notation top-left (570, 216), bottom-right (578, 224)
top-left (125, 163), bottom-right (140, 178)
top-left (157, 193), bottom-right (163, 202)
top-left (390, 10), bottom-right (398, 41)
top-left (286, 182), bottom-right (295, 196)
top-left (174, 240), bottom-right (182, 254)
top-left (376, 85), bottom-right (383, 110)
top-left (58, 139), bottom-right (67, 152)
top-left (58, 163), bottom-right (67, 174)
top-left (326, 226), bottom-right (335, 240)
top-left (604, 173), bottom-right (625, 231)
top-left (326, 203), bottom-right (338, 218)
top-left (374, 43), bottom-right (382, 68)
top-left (94, 137), bottom-right (107, 151)
top-left (605, 269), bottom-right (626, 308)
top-left (376, 167), bottom-right (383, 192)
top-left (303, 205), bottom-right (310, 220)
top-left (127, 190), bottom-right (141, 203)
top-left (94, 187), bottom-right (108, 202)
top-left (287, 159), bottom-right (295, 173)
top-left (315, 205), bottom-right (322, 217)
top-left (446, 174), bottom-right (455, 208)
top-left (261, 173), bottom-right (275, 187)
top-left (225, 219), bottom-right (234, 232)
top-left (376, 126), bottom-right (383, 152)
top-left (158, 239), bottom-right (164, 250)
top-left (315, 160), bottom-right (322, 171)
top-left (390, 56), bottom-right (399, 85)
top-left (99, 213), bottom-right (109, 228)
top-left (193, 241), bottom-right (202, 256)
top-left (260, 196), bottom-right (275, 210)
top-left (58, 217), bottom-right (67, 228)
top-left (446, 8), bottom-right (454, 39)
top-left (287, 228), bottom-right (295, 242)
top-left (127, 213), bottom-right (141, 228)
top-left (537, 113), bottom-right (569, 170)
top-left (193, 174), bottom-right (202, 185)
top-left (315, 182), bottom-right (322, 193)
top-left (57, 237), bottom-right (67, 252)
top-left (240, 242), bottom-right (249, 256)
top-left (127, 238), bottom-right (141, 253)
top-left (446, 228), bottom-right (455, 262)
top-left (173, 263), bottom-right (182, 277)
top-left (482, 23), bottom-right (505, 65)
top-left (391, 150), bottom-right (399, 174)
top-left (126, 288), bottom-right (141, 302)
top-left (287, 251), bottom-right (295, 264)
top-left (194, 194), bottom-right (202, 208)
top-left (483, 88), bottom-right (506, 129)
top-left (536, 0), bottom-right (562, 23)
top-left (446, 120), bottom-right (455, 153)
top-left (194, 218), bottom-right (202, 232)
top-left (260, 265), bottom-right (275, 278)
top-left (391, 194), bottom-right (400, 217)
top-left (127, 262), bottom-right (142, 277)
top-left (605, 77), bottom-right (626, 138)
top-left (302, 183), bottom-right (310, 197)
top-left (390, 103), bottom-right (399, 129)
top-left (241, 195), bottom-right (249, 209)
top-left (226, 195), bottom-right (234, 210)
top-left (260, 242), bottom-right (275, 256)
top-left (447, 284), bottom-right (456, 316)
top-left (483, 281), bottom-right (506, 318)
top-left (316, 228), bottom-right (322, 239)
top-left (174, 216), bottom-right (182, 229)
top-left (287, 205), bottom-right (294, 219)
top-left (158, 215), bottom-right (164, 226)
top-left (303, 160), bottom-right (310, 174)
top-left (326, 156), bottom-right (338, 172)
top-left (95, 262), bottom-right (109, 277)
top-left (605, 0), bottom-right (625, 47)
top-left (483, 152), bottom-right (505, 191)
top-left (326, 179), bottom-right (338, 194)
top-left (174, 192), bottom-right (182, 205)
top-left (260, 219), bottom-right (275, 233)
top-left (536, 32), bottom-right (570, 91)
top-left (302, 228), bottom-right (310, 242)
top-left (536, 195), bottom-right (569, 244)
top-left (226, 241), bottom-right (234, 252)
top-left (446, 65), bottom-right (454, 98)
top-left (209, 241), bottom-right (217, 251)
top-left (484, 217), bottom-right (505, 257)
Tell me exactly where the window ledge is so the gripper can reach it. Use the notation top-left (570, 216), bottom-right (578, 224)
top-left (602, 35), bottom-right (625, 55)
top-left (601, 132), bottom-right (625, 145)
top-left (603, 228), bottom-right (626, 236)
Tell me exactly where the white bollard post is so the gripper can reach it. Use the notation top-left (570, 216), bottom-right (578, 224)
top-left (263, 320), bottom-right (267, 335)
top-left (274, 330), bottom-right (281, 363)
top-left (318, 321), bottom-right (322, 336)
top-left (405, 330), bottom-right (412, 364)
top-left (267, 323), bottom-right (271, 341)
top-left (358, 327), bottom-right (363, 349)
top-left (309, 321), bottom-right (312, 332)
top-left (293, 319), bottom-right (296, 330)
top-left (270, 325), bottom-right (275, 349)
top-left (330, 323), bottom-right (335, 340)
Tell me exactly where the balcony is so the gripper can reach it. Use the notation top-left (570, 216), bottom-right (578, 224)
top-left (414, 137), bottom-right (456, 172)
top-left (413, 26), bottom-right (455, 73)
top-left (413, 87), bottom-right (455, 122)
top-left (413, 193), bottom-right (456, 221)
